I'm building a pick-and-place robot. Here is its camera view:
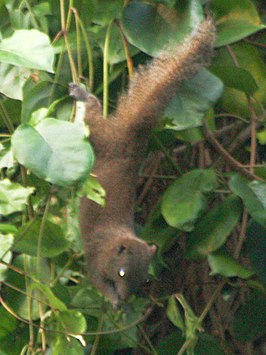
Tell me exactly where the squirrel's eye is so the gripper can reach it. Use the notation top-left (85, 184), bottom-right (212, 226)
top-left (118, 268), bottom-right (126, 277)
top-left (145, 278), bottom-right (151, 285)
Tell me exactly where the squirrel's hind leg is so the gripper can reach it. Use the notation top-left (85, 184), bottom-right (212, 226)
top-left (69, 83), bottom-right (103, 125)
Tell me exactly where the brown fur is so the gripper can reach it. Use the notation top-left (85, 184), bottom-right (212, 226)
top-left (69, 19), bottom-right (215, 308)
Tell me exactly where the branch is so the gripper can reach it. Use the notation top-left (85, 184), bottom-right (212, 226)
top-left (203, 122), bottom-right (263, 181)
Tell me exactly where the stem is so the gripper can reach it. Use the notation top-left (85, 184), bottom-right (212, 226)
top-left (74, 9), bottom-right (82, 79)
top-left (60, 0), bottom-right (66, 30)
top-left (234, 209), bottom-right (248, 259)
top-left (2, 280), bottom-right (56, 309)
top-left (0, 100), bottom-right (14, 133)
top-left (138, 325), bottom-right (158, 355)
top-left (51, 254), bottom-right (75, 286)
top-left (19, 0), bottom-right (40, 30)
top-left (36, 195), bottom-right (51, 276)
top-left (36, 195), bottom-right (51, 352)
top-left (177, 282), bottom-right (225, 355)
top-left (116, 20), bottom-right (134, 80)
top-left (226, 45), bottom-right (261, 178)
top-left (152, 134), bottom-right (182, 173)
top-left (0, 292), bottom-right (154, 336)
top-left (103, 22), bottom-right (113, 118)
top-left (90, 314), bottom-right (104, 355)
top-left (248, 98), bottom-right (257, 175)
top-left (60, 0), bottom-right (78, 83)
top-left (24, 256), bottom-right (35, 352)
top-left (203, 122), bottom-right (263, 181)
top-left (73, 8), bottom-right (94, 91)
top-left (20, 166), bottom-right (34, 220)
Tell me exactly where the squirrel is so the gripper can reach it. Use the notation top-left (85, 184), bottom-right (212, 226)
top-left (69, 18), bottom-right (215, 308)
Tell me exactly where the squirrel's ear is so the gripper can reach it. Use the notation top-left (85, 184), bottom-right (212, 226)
top-left (149, 244), bottom-right (157, 256)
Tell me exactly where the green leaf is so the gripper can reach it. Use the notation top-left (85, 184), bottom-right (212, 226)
top-left (0, 146), bottom-right (14, 169)
top-left (210, 66), bottom-right (258, 95)
top-left (186, 195), bottom-right (242, 260)
top-left (0, 179), bottom-right (34, 215)
top-left (157, 331), bottom-right (184, 354)
top-left (233, 290), bottom-right (266, 341)
top-left (0, 307), bottom-right (18, 339)
top-left (208, 249), bottom-right (254, 279)
top-left (13, 219), bottom-right (69, 257)
top-left (176, 126), bottom-right (204, 143)
top-left (229, 175), bottom-right (266, 228)
top-left (51, 336), bottom-right (84, 355)
top-left (141, 201), bottom-right (178, 250)
top-left (0, 326), bottom-right (28, 355)
top-left (249, 180), bottom-right (266, 209)
top-left (97, 24), bottom-right (139, 65)
top-left (0, 224), bottom-right (17, 234)
top-left (31, 283), bottom-right (67, 311)
top-left (196, 333), bottom-right (225, 355)
top-left (0, 63), bottom-right (30, 100)
top-left (5, 2), bottom-right (32, 30)
top-left (0, 97), bottom-right (21, 127)
top-left (254, 166), bottom-right (266, 180)
top-left (162, 169), bottom-right (217, 231)
top-left (246, 221), bottom-right (266, 282)
top-left (70, 287), bottom-right (104, 316)
top-left (0, 30), bottom-right (54, 72)
top-left (79, 175), bottom-right (106, 207)
top-left (121, 0), bottom-right (204, 56)
top-left (12, 118), bottom-right (95, 186)
top-left (57, 310), bottom-right (87, 334)
top-left (257, 128), bottom-right (266, 145)
top-left (5, 255), bottom-right (51, 320)
top-left (210, 0), bottom-right (266, 47)
top-left (0, 2), bottom-right (9, 31)
top-left (167, 296), bottom-right (185, 332)
top-left (21, 79), bottom-right (66, 123)
top-left (211, 43), bottom-right (266, 118)
top-left (92, 0), bottom-right (123, 25)
top-left (164, 69), bottom-right (223, 131)
top-left (0, 234), bottom-right (13, 281)
top-left (176, 293), bottom-right (201, 337)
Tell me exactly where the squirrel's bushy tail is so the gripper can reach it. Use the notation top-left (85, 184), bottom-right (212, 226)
top-left (115, 18), bottom-right (215, 129)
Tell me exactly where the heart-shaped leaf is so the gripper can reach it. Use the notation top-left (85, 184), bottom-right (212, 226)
top-left (12, 118), bottom-right (95, 186)
top-left (121, 1), bottom-right (203, 56)
top-left (186, 195), bottom-right (242, 260)
top-left (229, 175), bottom-right (266, 228)
top-left (210, 0), bottom-right (265, 47)
top-left (246, 221), bottom-right (266, 282)
top-left (0, 29), bottom-right (54, 72)
top-left (13, 219), bottom-right (69, 257)
top-left (162, 169), bottom-right (217, 231)
top-left (208, 249), bottom-right (254, 279)
top-left (0, 179), bottom-right (34, 216)
top-left (164, 69), bottom-right (223, 131)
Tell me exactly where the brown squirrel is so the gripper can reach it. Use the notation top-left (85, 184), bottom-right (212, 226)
top-left (69, 18), bottom-right (215, 308)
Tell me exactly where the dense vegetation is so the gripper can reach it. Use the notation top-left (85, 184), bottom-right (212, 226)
top-left (0, 0), bottom-right (265, 354)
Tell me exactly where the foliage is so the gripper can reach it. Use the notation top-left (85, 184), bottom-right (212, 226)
top-left (0, 0), bottom-right (265, 354)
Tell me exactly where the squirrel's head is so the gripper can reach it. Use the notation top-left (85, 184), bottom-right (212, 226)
top-left (104, 237), bottom-right (156, 309)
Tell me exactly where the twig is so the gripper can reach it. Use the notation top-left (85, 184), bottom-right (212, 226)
top-left (0, 292), bottom-right (154, 337)
top-left (203, 122), bottom-right (263, 181)
top-left (177, 281), bottom-right (225, 355)
top-left (103, 22), bottom-right (113, 118)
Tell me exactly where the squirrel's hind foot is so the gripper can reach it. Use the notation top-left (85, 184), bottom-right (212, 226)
top-left (69, 82), bottom-right (91, 102)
